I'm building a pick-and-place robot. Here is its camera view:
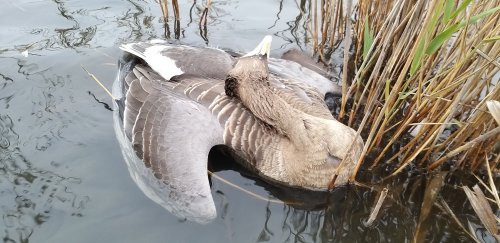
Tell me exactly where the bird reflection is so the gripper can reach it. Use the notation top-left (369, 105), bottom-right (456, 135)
top-left (208, 146), bottom-right (354, 241)
top-left (208, 145), bottom-right (480, 242)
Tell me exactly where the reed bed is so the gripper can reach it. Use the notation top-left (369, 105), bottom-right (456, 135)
top-left (160, 0), bottom-right (499, 176)
top-left (154, 0), bottom-right (499, 178)
top-left (157, 0), bottom-right (498, 238)
top-left (152, 0), bottom-right (499, 240)
top-left (307, 3), bottom-right (499, 240)
top-left (311, 0), bottom-right (499, 176)
top-left (311, 0), bottom-right (499, 240)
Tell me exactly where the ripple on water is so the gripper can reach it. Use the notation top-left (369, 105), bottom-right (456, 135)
top-left (0, 114), bottom-right (89, 242)
top-left (0, 0), bottom-right (495, 242)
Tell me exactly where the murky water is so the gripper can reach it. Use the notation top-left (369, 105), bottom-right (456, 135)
top-left (0, 0), bottom-right (495, 242)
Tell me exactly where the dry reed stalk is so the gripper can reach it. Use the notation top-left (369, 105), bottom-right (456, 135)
top-left (311, 0), bottom-right (500, 179)
top-left (463, 185), bottom-right (500, 241)
top-left (159, 0), bottom-right (180, 21)
top-left (159, 0), bottom-right (169, 21)
top-left (329, 0), bottom-right (342, 48)
top-left (171, 0), bottom-right (179, 19)
top-left (363, 187), bottom-right (388, 227)
top-left (339, 0), bottom-right (352, 118)
top-left (413, 171), bottom-right (447, 242)
top-left (312, 0), bottom-right (318, 51)
top-left (308, 0), bottom-right (346, 58)
top-left (202, 1), bottom-right (212, 25)
top-left (436, 198), bottom-right (481, 243)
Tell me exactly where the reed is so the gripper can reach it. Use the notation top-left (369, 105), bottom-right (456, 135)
top-left (310, 0), bottom-right (499, 177)
top-left (310, 0), bottom-right (499, 239)
top-left (157, 1), bottom-right (498, 175)
top-left (155, 0), bottom-right (498, 180)
top-left (159, 0), bottom-right (179, 21)
top-left (150, 0), bottom-right (498, 238)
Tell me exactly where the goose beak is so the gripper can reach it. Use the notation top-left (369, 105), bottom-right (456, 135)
top-left (243, 35), bottom-right (272, 59)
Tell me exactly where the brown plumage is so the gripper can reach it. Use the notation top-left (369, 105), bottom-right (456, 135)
top-left (224, 53), bottom-right (363, 188)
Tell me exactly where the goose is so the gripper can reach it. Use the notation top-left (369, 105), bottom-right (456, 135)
top-left (112, 36), bottom-right (364, 223)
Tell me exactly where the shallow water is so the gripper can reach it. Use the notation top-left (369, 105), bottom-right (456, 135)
top-left (0, 0), bottom-right (495, 242)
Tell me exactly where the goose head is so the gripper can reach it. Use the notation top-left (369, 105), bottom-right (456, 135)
top-left (224, 55), bottom-right (269, 99)
top-left (225, 36), bottom-right (364, 189)
top-left (225, 36), bottom-right (271, 99)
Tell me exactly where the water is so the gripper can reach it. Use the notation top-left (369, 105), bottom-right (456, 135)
top-left (0, 0), bottom-right (495, 242)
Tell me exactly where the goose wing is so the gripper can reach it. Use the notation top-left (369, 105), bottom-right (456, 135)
top-left (114, 63), bottom-right (224, 223)
top-left (269, 74), bottom-right (334, 120)
top-left (268, 57), bottom-right (341, 97)
top-left (267, 54), bottom-right (341, 120)
top-left (120, 41), bottom-right (233, 80)
top-left (281, 49), bottom-right (331, 79)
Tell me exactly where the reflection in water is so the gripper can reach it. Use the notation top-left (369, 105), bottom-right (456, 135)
top-left (0, 0), bottom-right (494, 242)
top-left (256, 202), bottom-right (273, 242)
top-left (273, 0), bottom-right (309, 50)
top-left (268, 0), bottom-right (284, 30)
top-left (52, 0), bottom-right (97, 48)
top-left (1, 0), bottom-right (170, 241)
top-left (243, 170), bottom-right (482, 242)
top-left (88, 91), bottom-right (113, 111)
top-left (6, 0), bottom-right (160, 57)
top-left (1, 6), bottom-right (100, 234)
top-left (0, 73), bottom-right (13, 89)
top-left (0, 38), bottom-right (93, 241)
top-left (209, 145), bottom-right (484, 242)
top-left (0, 115), bottom-right (88, 242)
top-left (118, 0), bottom-right (157, 41)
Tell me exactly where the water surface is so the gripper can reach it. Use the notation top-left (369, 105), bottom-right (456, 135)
top-left (0, 1), bottom-right (492, 242)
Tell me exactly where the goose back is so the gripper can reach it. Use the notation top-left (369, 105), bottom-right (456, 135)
top-left (117, 60), bottom-right (295, 175)
top-left (113, 39), bottom-right (362, 223)
top-left (114, 57), bottom-right (293, 223)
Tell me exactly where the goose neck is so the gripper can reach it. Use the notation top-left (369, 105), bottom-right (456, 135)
top-left (238, 81), bottom-right (319, 147)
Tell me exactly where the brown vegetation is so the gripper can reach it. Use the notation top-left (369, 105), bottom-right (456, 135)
top-left (312, 0), bottom-right (499, 177)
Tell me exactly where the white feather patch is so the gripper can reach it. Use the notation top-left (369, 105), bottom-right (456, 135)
top-left (143, 45), bottom-right (184, 80)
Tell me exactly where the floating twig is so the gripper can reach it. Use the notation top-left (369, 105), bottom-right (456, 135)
top-left (363, 187), bottom-right (388, 227)
top-left (81, 65), bottom-right (115, 100)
